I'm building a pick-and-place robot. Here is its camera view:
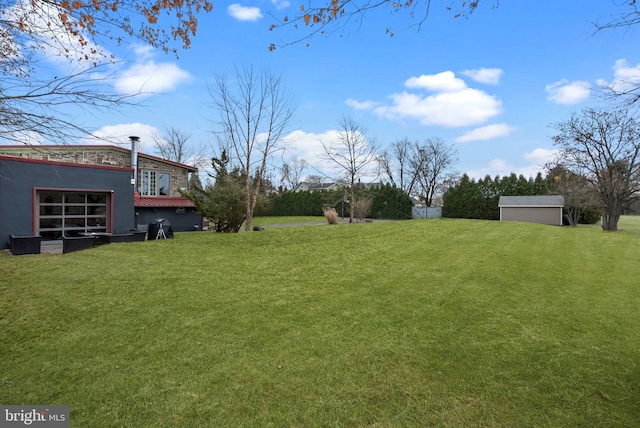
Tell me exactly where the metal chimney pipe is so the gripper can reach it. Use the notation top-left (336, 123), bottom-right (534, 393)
top-left (129, 136), bottom-right (139, 188)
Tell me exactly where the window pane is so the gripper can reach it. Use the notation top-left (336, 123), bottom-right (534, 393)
top-left (65, 206), bottom-right (86, 215)
top-left (40, 218), bottom-right (62, 229)
top-left (87, 217), bottom-right (106, 227)
top-left (65, 193), bottom-right (85, 203)
top-left (158, 173), bottom-right (170, 196)
top-left (65, 218), bottom-right (85, 228)
top-left (88, 193), bottom-right (107, 203)
top-left (142, 170), bottom-right (157, 196)
top-left (88, 206), bottom-right (106, 215)
top-left (40, 206), bottom-right (62, 216)
top-left (40, 192), bottom-right (62, 204)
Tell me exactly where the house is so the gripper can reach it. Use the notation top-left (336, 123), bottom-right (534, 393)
top-left (0, 138), bottom-right (203, 250)
top-left (292, 182), bottom-right (340, 192)
top-left (498, 195), bottom-right (565, 226)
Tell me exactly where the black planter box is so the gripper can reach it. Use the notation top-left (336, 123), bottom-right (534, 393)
top-left (9, 235), bottom-right (42, 255)
top-left (131, 231), bottom-right (147, 242)
top-left (107, 233), bottom-right (135, 243)
top-left (62, 236), bottom-right (95, 254)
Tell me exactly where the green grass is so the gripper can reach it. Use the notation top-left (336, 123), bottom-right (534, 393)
top-left (615, 215), bottom-right (640, 234)
top-left (250, 216), bottom-right (327, 226)
top-left (1, 218), bottom-right (640, 426)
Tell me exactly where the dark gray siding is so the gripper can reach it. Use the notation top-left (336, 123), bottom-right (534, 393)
top-left (135, 207), bottom-right (202, 232)
top-left (0, 158), bottom-right (134, 249)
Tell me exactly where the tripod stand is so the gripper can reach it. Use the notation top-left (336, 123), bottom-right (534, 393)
top-left (156, 223), bottom-right (167, 239)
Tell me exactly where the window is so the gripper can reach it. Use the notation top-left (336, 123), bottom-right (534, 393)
top-left (38, 191), bottom-right (110, 239)
top-left (141, 170), bottom-right (170, 196)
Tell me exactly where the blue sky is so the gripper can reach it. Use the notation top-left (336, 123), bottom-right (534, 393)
top-left (21, 1), bottom-right (640, 181)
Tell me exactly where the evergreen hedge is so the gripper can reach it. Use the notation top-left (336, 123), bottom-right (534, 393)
top-left (258, 184), bottom-right (412, 219)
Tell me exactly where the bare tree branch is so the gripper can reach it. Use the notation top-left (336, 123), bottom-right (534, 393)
top-left (268, 0), bottom-right (498, 50)
top-left (152, 126), bottom-right (208, 168)
top-left (0, 61), bottom-right (140, 144)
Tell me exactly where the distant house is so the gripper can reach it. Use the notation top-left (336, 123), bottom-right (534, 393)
top-left (498, 195), bottom-right (565, 226)
top-left (292, 182), bottom-right (340, 192)
top-left (0, 140), bottom-right (203, 249)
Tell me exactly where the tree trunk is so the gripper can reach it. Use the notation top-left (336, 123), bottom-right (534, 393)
top-left (244, 171), bottom-right (252, 231)
top-left (601, 201), bottom-right (622, 231)
top-left (569, 208), bottom-right (580, 227)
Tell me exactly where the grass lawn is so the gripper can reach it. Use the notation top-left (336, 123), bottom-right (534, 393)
top-left (1, 218), bottom-right (639, 426)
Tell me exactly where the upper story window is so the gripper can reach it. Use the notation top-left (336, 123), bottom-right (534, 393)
top-left (141, 170), bottom-right (170, 196)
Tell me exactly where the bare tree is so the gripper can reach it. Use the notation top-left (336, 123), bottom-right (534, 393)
top-left (306, 174), bottom-right (325, 184)
top-left (546, 164), bottom-right (599, 226)
top-left (378, 138), bottom-right (419, 195)
top-left (321, 115), bottom-right (378, 223)
top-left (281, 158), bottom-right (309, 189)
top-left (410, 138), bottom-right (458, 207)
top-left (152, 126), bottom-right (207, 168)
top-left (0, 0), bottom-right (212, 143)
top-left (208, 65), bottom-right (295, 231)
top-left (551, 107), bottom-right (640, 231)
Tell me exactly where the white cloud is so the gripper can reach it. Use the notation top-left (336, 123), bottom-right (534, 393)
top-left (523, 148), bottom-right (558, 166)
top-left (282, 130), bottom-right (332, 162)
top-left (545, 79), bottom-right (591, 105)
top-left (597, 59), bottom-right (640, 95)
top-left (82, 123), bottom-right (160, 150)
top-left (228, 4), bottom-right (263, 21)
top-left (345, 99), bottom-right (380, 110)
top-left (114, 59), bottom-right (192, 95)
top-left (374, 88), bottom-right (502, 127)
top-left (461, 68), bottom-right (503, 85)
top-left (281, 129), bottom-right (377, 181)
top-left (456, 123), bottom-right (515, 143)
top-left (405, 71), bottom-right (467, 92)
top-left (271, 0), bottom-right (290, 9)
top-left (348, 70), bottom-right (503, 128)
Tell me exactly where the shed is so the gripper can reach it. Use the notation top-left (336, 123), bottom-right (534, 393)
top-left (498, 195), bottom-right (565, 226)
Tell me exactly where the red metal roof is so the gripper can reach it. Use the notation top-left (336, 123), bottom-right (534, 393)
top-left (134, 195), bottom-right (196, 208)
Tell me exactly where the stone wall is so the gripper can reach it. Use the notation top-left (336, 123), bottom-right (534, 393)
top-left (137, 157), bottom-right (190, 196)
top-left (0, 147), bottom-right (191, 195)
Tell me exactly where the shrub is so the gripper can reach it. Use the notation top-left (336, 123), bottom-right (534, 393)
top-left (350, 199), bottom-right (372, 222)
top-left (369, 184), bottom-right (412, 219)
top-left (324, 208), bottom-right (339, 224)
top-left (259, 190), bottom-right (343, 216)
top-left (579, 206), bottom-right (602, 224)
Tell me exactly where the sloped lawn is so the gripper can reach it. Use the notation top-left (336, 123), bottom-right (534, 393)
top-left (1, 219), bottom-right (639, 426)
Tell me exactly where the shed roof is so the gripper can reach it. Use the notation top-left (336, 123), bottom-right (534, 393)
top-left (498, 195), bottom-right (564, 207)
